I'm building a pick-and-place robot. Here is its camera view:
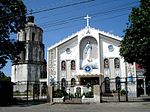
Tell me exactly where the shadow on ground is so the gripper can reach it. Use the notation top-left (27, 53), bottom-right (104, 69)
top-left (0, 98), bottom-right (48, 107)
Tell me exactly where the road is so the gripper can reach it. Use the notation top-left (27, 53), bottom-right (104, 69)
top-left (0, 102), bottom-right (150, 112)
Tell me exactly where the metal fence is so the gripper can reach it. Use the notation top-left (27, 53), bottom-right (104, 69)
top-left (13, 81), bottom-right (47, 102)
top-left (13, 77), bottom-right (149, 103)
top-left (100, 76), bottom-right (150, 103)
top-left (51, 77), bottom-right (150, 103)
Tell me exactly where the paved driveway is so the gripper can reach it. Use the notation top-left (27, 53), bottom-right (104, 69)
top-left (0, 102), bottom-right (150, 112)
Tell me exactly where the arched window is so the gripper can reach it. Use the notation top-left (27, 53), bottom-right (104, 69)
top-left (32, 32), bottom-right (35, 41)
top-left (128, 73), bottom-right (133, 82)
top-left (22, 49), bottom-right (26, 61)
top-left (115, 76), bottom-right (121, 90)
top-left (61, 78), bottom-right (66, 90)
top-left (71, 60), bottom-right (76, 70)
top-left (76, 87), bottom-right (81, 97)
top-left (104, 77), bottom-right (110, 93)
top-left (24, 32), bottom-right (26, 41)
top-left (61, 61), bottom-right (66, 70)
top-left (71, 78), bottom-right (76, 86)
top-left (114, 58), bottom-right (120, 68)
top-left (104, 58), bottom-right (109, 68)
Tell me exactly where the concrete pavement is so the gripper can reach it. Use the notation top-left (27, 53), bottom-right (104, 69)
top-left (0, 102), bottom-right (150, 112)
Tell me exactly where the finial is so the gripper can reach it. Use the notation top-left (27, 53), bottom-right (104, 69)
top-left (84, 15), bottom-right (91, 27)
top-left (27, 9), bottom-right (34, 23)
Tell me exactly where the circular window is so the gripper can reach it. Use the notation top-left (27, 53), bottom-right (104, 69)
top-left (108, 45), bottom-right (114, 52)
top-left (66, 48), bottom-right (71, 54)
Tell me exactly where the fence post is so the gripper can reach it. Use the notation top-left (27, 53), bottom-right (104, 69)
top-left (118, 89), bottom-right (120, 102)
top-left (100, 85), bottom-right (102, 103)
top-left (27, 81), bottom-right (29, 102)
top-left (125, 77), bottom-right (128, 102)
top-left (116, 77), bottom-right (121, 102)
top-left (47, 85), bottom-right (53, 103)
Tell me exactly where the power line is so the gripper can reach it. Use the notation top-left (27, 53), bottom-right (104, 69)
top-left (37, 0), bottom-right (138, 26)
top-left (40, 2), bottom-right (138, 29)
top-left (44, 12), bottom-right (129, 33)
top-left (0, 0), bottom-right (95, 21)
top-left (36, 0), bottom-right (120, 21)
top-left (0, 0), bottom-right (139, 34)
top-left (41, 7), bottom-right (130, 28)
top-left (42, 1), bottom-right (139, 32)
top-left (30, 0), bottom-right (82, 11)
top-left (29, 0), bottom-right (95, 14)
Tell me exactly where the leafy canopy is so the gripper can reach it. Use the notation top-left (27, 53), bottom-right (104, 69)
top-left (0, 71), bottom-right (11, 81)
top-left (0, 0), bottom-right (26, 71)
top-left (120, 0), bottom-right (150, 80)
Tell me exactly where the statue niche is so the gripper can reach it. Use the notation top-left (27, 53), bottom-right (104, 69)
top-left (80, 36), bottom-right (98, 69)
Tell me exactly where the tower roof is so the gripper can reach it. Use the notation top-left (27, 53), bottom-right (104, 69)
top-left (27, 10), bottom-right (34, 23)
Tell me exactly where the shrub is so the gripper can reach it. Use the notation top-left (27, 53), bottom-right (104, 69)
top-left (120, 89), bottom-right (126, 95)
top-left (111, 89), bottom-right (117, 93)
top-left (75, 92), bottom-right (82, 98)
top-left (70, 94), bottom-right (74, 98)
top-left (13, 90), bottom-right (21, 96)
top-left (53, 89), bottom-right (68, 98)
top-left (85, 91), bottom-right (93, 98)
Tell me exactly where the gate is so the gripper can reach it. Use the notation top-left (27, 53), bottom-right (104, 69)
top-left (100, 77), bottom-right (129, 102)
top-left (13, 81), bottom-right (47, 103)
top-left (100, 76), bottom-right (149, 103)
top-left (64, 86), bottom-right (82, 103)
top-left (53, 81), bottom-right (94, 104)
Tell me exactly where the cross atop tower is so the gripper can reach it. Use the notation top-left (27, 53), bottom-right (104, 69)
top-left (84, 15), bottom-right (91, 27)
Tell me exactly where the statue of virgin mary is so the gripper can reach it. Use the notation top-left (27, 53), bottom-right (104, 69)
top-left (84, 41), bottom-right (92, 61)
top-left (81, 41), bottom-right (98, 69)
top-left (82, 41), bottom-right (92, 68)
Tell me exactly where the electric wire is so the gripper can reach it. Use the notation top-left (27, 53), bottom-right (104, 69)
top-left (0, 0), bottom-right (95, 21)
top-left (3, 0), bottom-right (139, 39)
top-left (40, 2), bottom-right (138, 29)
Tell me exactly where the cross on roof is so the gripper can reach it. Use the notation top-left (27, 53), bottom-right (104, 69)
top-left (84, 15), bottom-right (91, 27)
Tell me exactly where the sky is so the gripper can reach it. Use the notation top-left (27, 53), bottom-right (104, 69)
top-left (3, 0), bottom-right (140, 76)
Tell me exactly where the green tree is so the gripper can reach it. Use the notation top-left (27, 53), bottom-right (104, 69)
top-left (120, 0), bottom-right (150, 82)
top-left (0, 71), bottom-right (11, 81)
top-left (0, 0), bottom-right (26, 72)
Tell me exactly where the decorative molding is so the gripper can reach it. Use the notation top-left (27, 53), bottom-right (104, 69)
top-left (48, 27), bottom-right (122, 50)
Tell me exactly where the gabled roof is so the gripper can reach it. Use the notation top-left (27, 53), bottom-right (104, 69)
top-left (48, 26), bottom-right (122, 50)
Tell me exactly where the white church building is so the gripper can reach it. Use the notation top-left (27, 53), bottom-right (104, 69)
top-left (47, 15), bottom-right (136, 95)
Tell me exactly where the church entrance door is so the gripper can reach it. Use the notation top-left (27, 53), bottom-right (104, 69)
top-left (80, 77), bottom-right (99, 86)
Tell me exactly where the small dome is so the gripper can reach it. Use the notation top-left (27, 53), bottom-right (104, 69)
top-left (27, 10), bottom-right (34, 23)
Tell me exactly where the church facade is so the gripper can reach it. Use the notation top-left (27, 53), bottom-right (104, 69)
top-left (47, 21), bottom-right (129, 94)
top-left (47, 16), bottom-right (147, 97)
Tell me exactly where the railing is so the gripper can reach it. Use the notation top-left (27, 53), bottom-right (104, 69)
top-left (13, 81), bottom-right (47, 102)
top-left (100, 76), bottom-right (149, 103)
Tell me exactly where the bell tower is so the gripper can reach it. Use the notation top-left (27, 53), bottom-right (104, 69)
top-left (11, 13), bottom-right (45, 83)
